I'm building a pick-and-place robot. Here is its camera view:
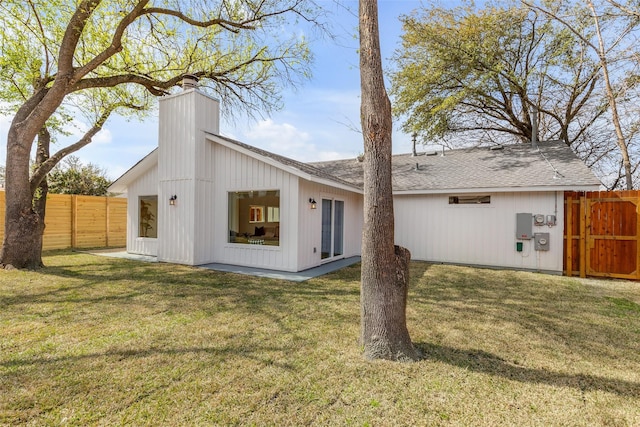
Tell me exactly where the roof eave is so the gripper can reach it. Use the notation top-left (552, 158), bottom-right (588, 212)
top-left (209, 134), bottom-right (363, 194)
top-left (393, 184), bottom-right (602, 195)
top-left (108, 148), bottom-right (158, 194)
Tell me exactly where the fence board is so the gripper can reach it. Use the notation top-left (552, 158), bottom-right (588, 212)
top-left (564, 190), bottom-right (639, 280)
top-left (107, 198), bottom-right (127, 247)
top-left (43, 194), bottom-right (73, 250)
top-left (0, 191), bottom-right (126, 250)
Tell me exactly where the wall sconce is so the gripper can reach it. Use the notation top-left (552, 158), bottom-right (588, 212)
top-left (309, 198), bottom-right (317, 209)
top-left (169, 195), bottom-right (177, 206)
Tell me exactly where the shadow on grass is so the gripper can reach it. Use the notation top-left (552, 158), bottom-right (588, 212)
top-left (410, 262), bottom-right (640, 360)
top-left (1, 343), bottom-right (297, 371)
top-left (35, 255), bottom-right (361, 298)
top-left (8, 254), bottom-right (639, 400)
top-left (3, 253), bottom-right (361, 344)
top-left (415, 342), bottom-right (640, 398)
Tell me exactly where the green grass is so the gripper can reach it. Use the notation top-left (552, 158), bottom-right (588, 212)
top-left (1, 252), bottom-right (639, 426)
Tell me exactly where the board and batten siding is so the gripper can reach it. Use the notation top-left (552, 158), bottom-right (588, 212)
top-left (157, 89), bottom-right (219, 264)
top-left (394, 191), bottom-right (564, 272)
top-left (127, 164), bottom-right (159, 256)
top-left (297, 180), bottom-right (363, 271)
top-left (211, 142), bottom-right (300, 271)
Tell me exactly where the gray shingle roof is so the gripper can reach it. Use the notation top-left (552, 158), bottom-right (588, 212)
top-left (310, 141), bottom-right (601, 192)
top-left (111, 137), bottom-right (600, 196)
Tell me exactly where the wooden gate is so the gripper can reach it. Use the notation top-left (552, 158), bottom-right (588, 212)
top-left (564, 191), bottom-right (640, 280)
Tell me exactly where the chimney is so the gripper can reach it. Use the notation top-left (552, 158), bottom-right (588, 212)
top-left (531, 104), bottom-right (538, 150)
top-left (182, 74), bottom-right (199, 91)
top-left (411, 132), bottom-right (418, 157)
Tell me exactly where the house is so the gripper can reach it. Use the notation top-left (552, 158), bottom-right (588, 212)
top-left (312, 142), bottom-right (600, 273)
top-left (108, 84), bottom-right (364, 272)
top-left (109, 82), bottom-right (601, 274)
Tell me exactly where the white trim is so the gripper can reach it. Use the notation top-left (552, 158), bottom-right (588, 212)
top-left (108, 149), bottom-right (158, 194)
top-left (319, 195), bottom-right (346, 263)
top-left (394, 185), bottom-right (601, 195)
top-left (160, 87), bottom-right (221, 104)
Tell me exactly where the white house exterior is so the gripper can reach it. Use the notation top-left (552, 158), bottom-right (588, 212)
top-left (109, 87), bottom-right (363, 272)
top-left (312, 142), bottom-right (601, 274)
top-left (393, 192), bottom-right (565, 272)
top-left (110, 85), bottom-right (601, 274)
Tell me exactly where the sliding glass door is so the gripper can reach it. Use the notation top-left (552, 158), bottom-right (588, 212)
top-left (321, 199), bottom-right (344, 260)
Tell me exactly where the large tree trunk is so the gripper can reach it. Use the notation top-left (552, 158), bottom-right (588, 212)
top-left (0, 127), bottom-right (48, 269)
top-left (359, 0), bottom-right (419, 361)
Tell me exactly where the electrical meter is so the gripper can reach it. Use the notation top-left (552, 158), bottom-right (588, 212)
top-left (534, 233), bottom-right (550, 251)
top-left (534, 214), bottom-right (545, 226)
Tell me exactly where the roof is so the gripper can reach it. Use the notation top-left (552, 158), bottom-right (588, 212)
top-left (110, 138), bottom-right (600, 196)
top-left (108, 135), bottom-right (363, 195)
top-left (310, 141), bottom-right (601, 194)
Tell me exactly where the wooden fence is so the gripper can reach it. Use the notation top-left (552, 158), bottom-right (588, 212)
top-left (0, 191), bottom-right (127, 250)
top-left (564, 190), bottom-right (640, 280)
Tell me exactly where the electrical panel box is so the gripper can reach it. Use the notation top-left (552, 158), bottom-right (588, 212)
top-left (534, 232), bottom-right (550, 251)
top-left (516, 213), bottom-right (533, 240)
top-left (546, 215), bottom-right (556, 226)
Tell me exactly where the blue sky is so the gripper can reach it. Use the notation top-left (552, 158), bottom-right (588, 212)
top-left (0, 1), bottom-right (428, 180)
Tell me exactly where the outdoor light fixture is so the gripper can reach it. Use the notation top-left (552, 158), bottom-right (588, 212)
top-left (309, 198), bottom-right (317, 209)
top-left (169, 195), bottom-right (177, 206)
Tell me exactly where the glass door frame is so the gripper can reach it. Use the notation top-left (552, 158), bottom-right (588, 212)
top-left (320, 197), bottom-right (345, 262)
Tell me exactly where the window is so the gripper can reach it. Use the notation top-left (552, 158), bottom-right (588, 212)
top-left (449, 195), bottom-right (490, 205)
top-left (228, 190), bottom-right (280, 246)
top-left (249, 205), bottom-right (264, 223)
top-left (267, 206), bottom-right (280, 223)
top-left (139, 195), bottom-right (158, 238)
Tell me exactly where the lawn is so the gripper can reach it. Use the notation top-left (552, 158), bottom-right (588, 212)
top-left (1, 252), bottom-right (639, 426)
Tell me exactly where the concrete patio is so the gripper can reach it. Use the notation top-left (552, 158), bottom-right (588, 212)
top-left (88, 249), bottom-right (360, 282)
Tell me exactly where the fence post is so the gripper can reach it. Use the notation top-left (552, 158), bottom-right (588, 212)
top-left (105, 197), bottom-right (109, 248)
top-left (71, 195), bottom-right (77, 248)
top-left (579, 195), bottom-right (587, 278)
top-left (566, 193), bottom-right (573, 277)
top-left (637, 192), bottom-right (640, 280)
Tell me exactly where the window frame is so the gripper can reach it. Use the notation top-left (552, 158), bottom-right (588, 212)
top-left (448, 195), bottom-right (491, 205)
top-left (267, 206), bottom-right (280, 223)
top-left (228, 190), bottom-right (280, 246)
top-left (249, 205), bottom-right (265, 223)
top-left (138, 195), bottom-right (158, 238)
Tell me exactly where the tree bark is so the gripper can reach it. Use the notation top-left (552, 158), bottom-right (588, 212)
top-left (31, 127), bottom-right (52, 267)
top-left (359, 0), bottom-right (419, 361)
top-left (1, 127), bottom-right (48, 269)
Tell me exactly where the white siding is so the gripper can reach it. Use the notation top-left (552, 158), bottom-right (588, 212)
top-left (157, 89), bottom-right (219, 264)
top-left (297, 180), bottom-right (363, 271)
top-left (211, 143), bottom-right (300, 271)
top-left (394, 191), bottom-right (564, 272)
top-left (126, 164), bottom-right (159, 256)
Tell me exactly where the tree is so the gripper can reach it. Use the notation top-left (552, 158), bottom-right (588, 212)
top-left (359, 0), bottom-right (419, 361)
top-left (390, 2), bottom-right (604, 144)
top-left (47, 156), bottom-right (111, 196)
top-left (0, 0), bottom-right (320, 269)
top-left (524, 0), bottom-right (640, 189)
top-left (389, 2), bottom-right (637, 185)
